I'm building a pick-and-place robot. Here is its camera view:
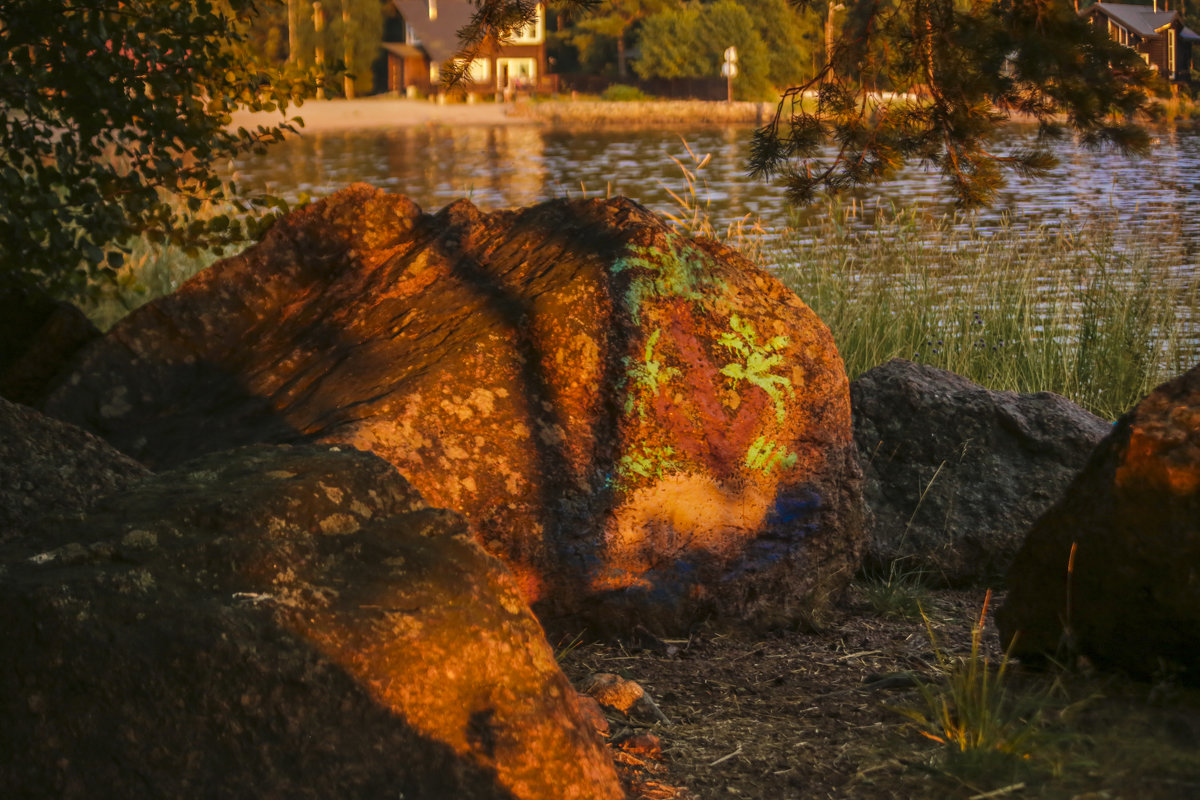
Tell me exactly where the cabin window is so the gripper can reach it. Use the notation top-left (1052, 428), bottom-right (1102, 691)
top-left (507, 4), bottom-right (544, 44)
top-left (496, 57), bottom-right (537, 87)
top-left (1168, 28), bottom-right (1177, 75)
top-left (427, 0), bottom-right (437, 21)
top-left (466, 58), bottom-right (491, 83)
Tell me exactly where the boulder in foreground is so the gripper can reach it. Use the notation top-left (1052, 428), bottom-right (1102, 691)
top-left (0, 444), bottom-right (620, 800)
top-left (998, 365), bottom-right (1200, 681)
top-left (42, 184), bottom-right (865, 632)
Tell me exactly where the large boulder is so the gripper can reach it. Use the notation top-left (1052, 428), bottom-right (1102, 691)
top-left (998, 365), bottom-right (1200, 681)
top-left (851, 360), bottom-right (1110, 585)
top-left (0, 286), bottom-right (99, 405)
top-left (0, 396), bottom-right (149, 540)
top-left (41, 184), bottom-right (864, 631)
top-left (0, 444), bottom-right (621, 799)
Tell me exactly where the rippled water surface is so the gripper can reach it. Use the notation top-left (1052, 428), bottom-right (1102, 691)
top-left (229, 123), bottom-right (1200, 268)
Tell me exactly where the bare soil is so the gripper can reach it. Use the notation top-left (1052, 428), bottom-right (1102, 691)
top-left (558, 586), bottom-right (1200, 800)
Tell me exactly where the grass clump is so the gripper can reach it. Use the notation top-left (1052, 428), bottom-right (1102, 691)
top-left (856, 563), bottom-right (930, 621)
top-left (896, 591), bottom-right (1049, 787)
top-left (771, 203), bottom-right (1200, 420)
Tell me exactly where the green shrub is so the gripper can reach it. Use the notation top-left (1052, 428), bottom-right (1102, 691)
top-left (600, 83), bottom-right (651, 102)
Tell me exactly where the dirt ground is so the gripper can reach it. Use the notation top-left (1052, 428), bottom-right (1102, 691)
top-left (557, 586), bottom-right (1200, 800)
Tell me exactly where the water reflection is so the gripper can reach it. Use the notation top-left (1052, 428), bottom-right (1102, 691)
top-left (233, 126), bottom-right (547, 214)
top-left (228, 123), bottom-right (1200, 270)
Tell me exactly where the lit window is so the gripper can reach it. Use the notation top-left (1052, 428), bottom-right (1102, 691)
top-left (508, 3), bottom-right (544, 43)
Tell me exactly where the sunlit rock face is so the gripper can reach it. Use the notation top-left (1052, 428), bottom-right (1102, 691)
top-left (42, 184), bottom-right (865, 632)
top-left (998, 365), bottom-right (1200, 681)
top-left (0, 444), bottom-right (621, 800)
top-left (851, 359), bottom-right (1110, 586)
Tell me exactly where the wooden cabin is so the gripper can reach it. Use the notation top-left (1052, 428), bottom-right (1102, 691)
top-left (383, 0), bottom-right (547, 96)
top-left (1081, 2), bottom-right (1198, 82)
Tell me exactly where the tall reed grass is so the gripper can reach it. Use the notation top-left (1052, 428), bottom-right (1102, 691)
top-left (769, 204), bottom-right (1200, 420)
top-left (77, 194), bottom-right (236, 331)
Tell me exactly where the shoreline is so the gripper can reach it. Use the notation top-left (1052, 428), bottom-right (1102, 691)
top-left (227, 97), bottom-right (532, 133)
top-left (229, 96), bottom-right (1198, 136)
top-left (226, 96), bottom-right (774, 134)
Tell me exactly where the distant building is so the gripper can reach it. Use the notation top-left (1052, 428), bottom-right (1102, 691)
top-left (1081, 2), bottom-right (1198, 82)
top-left (382, 0), bottom-right (546, 96)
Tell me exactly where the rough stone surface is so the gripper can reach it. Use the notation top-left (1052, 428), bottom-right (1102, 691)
top-left (998, 365), bottom-right (1200, 681)
top-left (851, 359), bottom-right (1110, 585)
top-left (0, 396), bottom-right (149, 540)
top-left (0, 444), bottom-right (621, 800)
top-left (41, 184), bottom-right (864, 632)
top-left (0, 287), bottom-right (99, 406)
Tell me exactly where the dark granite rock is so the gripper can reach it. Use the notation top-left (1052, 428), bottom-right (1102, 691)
top-left (0, 287), bottom-right (98, 405)
top-left (852, 359), bottom-right (1109, 585)
top-left (0, 396), bottom-right (148, 540)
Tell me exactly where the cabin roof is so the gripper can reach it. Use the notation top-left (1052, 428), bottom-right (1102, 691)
top-left (1086, 3), bottom-right (1182, 36)
top-left (381, 42), bottom-right (426, 59)
top-left (392, 0), bottom-right (475, 63)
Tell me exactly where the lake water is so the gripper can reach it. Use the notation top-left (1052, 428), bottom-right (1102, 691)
top-left (228, 122), bottom-right (1200, 270)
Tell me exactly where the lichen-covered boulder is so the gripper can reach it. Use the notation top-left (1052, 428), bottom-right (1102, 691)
top-left (0, 444), bottom-right (621, 799)
top-left (0, 396), bottom-right (148, 540)
top-left (851, 360), bottom-right (1109, 585)
top-left (998, 365), bottom-right (1200, 681)
top-left (41, 184), bottom-right (864, 631)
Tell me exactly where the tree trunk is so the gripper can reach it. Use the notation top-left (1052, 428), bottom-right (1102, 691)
top-left (343, 1), bottom-right (356, 99)
top-left (287, 0), bottom-right (300, 65)
top-left (313, 1), bottom-right (326, 100)
top-left (617, 33), bottom-right (627, 79)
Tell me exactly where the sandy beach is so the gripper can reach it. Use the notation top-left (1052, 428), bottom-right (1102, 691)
top-left (226, 96), bottom-right (772, 133)
top-left (227, 96), bottom-right (529, 133)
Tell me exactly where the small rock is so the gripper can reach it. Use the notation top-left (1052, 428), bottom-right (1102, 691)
top-left (582, 672), bottom-right (671, 725)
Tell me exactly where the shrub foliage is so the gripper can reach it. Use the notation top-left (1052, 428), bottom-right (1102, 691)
top-left (0, 0), bottom-right (316, 297)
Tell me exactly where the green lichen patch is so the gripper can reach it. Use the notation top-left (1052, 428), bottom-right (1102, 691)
top-left (718, 315), bottom-right (794, 424)
top-left (610, 232), bottom-right (727, 324)
top-left (744, 436), bottom-right (798, 476)
top-left (613, 443), bottom-right (682, 492)
top-left (622, 328), bottom-right (681, 421)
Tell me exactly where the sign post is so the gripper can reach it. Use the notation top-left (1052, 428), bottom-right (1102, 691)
top-left (722, 46), bottom-right (738, 103)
